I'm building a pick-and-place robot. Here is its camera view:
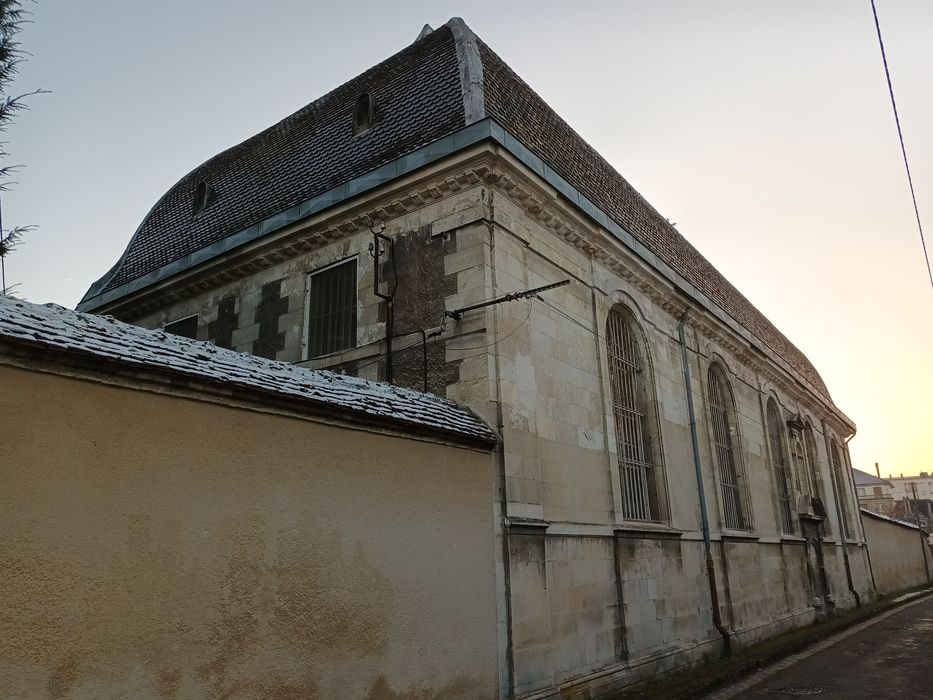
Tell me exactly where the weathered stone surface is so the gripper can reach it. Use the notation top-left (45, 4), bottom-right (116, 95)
top-left (117, 155), bottom-right (870, 698)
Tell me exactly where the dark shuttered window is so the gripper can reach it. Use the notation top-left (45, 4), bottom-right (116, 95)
top-left (308, 259), bottom-right (357, 358)
top-left (164, 315), bottom-right (198, 339)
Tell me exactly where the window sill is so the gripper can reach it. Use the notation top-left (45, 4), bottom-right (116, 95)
top-left (614, 522), bottom-right (684, 539)
top-left (720, 530), bottom-right (760, 542)
top-left (822, 537), bottom-right (863, 546)
top-left (780, 535), bottom-right (807, 543)
top-left (300, 344), bottom-right (369, 369)
top-left (504, 517), bottom-right (549, 535)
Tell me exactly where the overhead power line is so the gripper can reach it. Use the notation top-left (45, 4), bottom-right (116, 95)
top-left (870, 0), bottom-right (933, 291)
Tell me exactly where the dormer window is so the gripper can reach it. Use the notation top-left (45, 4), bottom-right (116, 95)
top-left (353, 93), bottom-right (375, 135)
top-left (193, 181), bottom-right (214, 215)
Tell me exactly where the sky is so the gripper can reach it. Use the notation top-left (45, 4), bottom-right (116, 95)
top-left (3, 1), bottom-right (931, 476)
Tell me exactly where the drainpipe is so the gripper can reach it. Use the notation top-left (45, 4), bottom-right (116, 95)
top-left (843, 436), bottom-right (869, 545)
top-left (371, 225), bottom-right (396, 383)
top-left (678, 312), bottom-right (731, 656)
top-left (844, 435), bottom-right (879, 595)
top-left (910, 482), bottom-right (932, 583)
top-left (822, 419), bottom-right (860, 607)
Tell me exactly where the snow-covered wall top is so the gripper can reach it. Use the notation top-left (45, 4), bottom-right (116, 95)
top-left (860, 507), bottom-right (926, 533)
top-left (0, 295), bottom-right (496, 445)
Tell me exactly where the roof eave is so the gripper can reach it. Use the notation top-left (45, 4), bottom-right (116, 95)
top-left (0, 334), bottom-right (498, 450)
top-left (79, 117), bottom-right (849, 427)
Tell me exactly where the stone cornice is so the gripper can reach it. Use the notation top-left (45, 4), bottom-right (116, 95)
top-left (104, 155), bottom-right (492, 319)
top-left (97, 140), bottom-right (853, 433)
top-left (476, 154), bottom-right (854, 431)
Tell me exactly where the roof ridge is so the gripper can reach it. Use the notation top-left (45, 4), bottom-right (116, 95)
top-left (446, 17), bottom-right (485, 125)
top-left (474, 37), bottom-right (834, 401)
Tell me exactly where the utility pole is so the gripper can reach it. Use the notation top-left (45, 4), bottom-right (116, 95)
top-left (910, 482), bottom-right (931, 583)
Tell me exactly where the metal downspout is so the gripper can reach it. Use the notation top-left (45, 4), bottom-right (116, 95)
top-left (371, 225), bottom-right (396, 383)
top-left (678, 312), bottom-right (731, 656)
top-left (486, 193), bottom-right (514, 697)
top-left (844, 436), bottom-right (878, 594)
top-left (909, 482), bottom-right (932, 583)
top-left (843, 435), bottom-right (869, 545)
top-left (822, 419), bottom-right (860, 607)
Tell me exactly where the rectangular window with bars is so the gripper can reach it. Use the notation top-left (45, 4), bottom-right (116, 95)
top-left (307, 258), bottom-right (357, 358)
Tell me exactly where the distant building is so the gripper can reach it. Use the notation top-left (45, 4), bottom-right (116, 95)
top-left (853, 468), bottom-right (895, 516)
top-left (892, 497), bottom-right (933, 532)
top-left (886, 472), bottom-right (933, 501)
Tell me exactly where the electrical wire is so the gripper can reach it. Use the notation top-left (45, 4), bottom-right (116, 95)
top-left (531, 293), bottom-right (834, 442)
top-left (870, 0), bottom-right (933, 290)
top-left (440, 298), bottom-right (534, 352)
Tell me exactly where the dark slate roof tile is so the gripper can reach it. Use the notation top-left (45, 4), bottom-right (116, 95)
top-left (99, 26), bottom-right (464, 293)
top-left (82, 18), bottom-right (832, 403)
top-left (477, 38), bottom-right (830, 399)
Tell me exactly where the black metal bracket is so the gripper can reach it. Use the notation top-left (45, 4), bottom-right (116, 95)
top-left (445, 279), bottom-right (570, 321)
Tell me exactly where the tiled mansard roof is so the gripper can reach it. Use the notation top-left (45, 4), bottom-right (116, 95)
top-left (0, 295), bottom-right (497, 445)
top-left (852, 468), bottom-right (893, 488)
top-left (80, 18), bottom-right (832, 401)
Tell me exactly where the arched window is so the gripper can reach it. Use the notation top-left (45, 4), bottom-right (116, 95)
top-left (767, 398), bottom-right (794, 534)
top-left (708, 364), bottom-right (745, 530)
top-left (803, 423), bottom-right (822, 500)
top-left (607, 305), bottom-right (660, 521)
top-left (830, 439), bottom-right (851, 538)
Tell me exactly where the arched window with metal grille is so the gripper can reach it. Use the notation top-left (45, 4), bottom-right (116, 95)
top-left (707, 364), bottom-right (745, 530)
top-left (830, 438), bottom-right (852, 538)
top-left (803, 423), bottom-right (822, 500)
top-left (606, 305), bottom-right (660, 521)
top-left (767, 398), bottom-right (795, 534)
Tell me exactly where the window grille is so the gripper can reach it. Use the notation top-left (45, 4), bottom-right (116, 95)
top-left (708, 365), bottom-right (745, 530)
top-left (767, 399), bottom-right (795, 534)
top-left (307, 259), bottom-right (357, 358)
top-left (830, 440), bottom-right (852, 538)
top-left (607, 307), bottom-right (658, 521)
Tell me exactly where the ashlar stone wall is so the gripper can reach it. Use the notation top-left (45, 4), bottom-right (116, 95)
top-left (108, 148), bottom-right (872, 699)
top-left (472, 159), bottom-right (871, 696)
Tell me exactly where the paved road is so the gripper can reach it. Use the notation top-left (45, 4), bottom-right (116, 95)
top-left (710, 595), bottom-right (933, 699)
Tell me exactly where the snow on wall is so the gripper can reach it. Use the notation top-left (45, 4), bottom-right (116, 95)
top-left (860, 507), bottom-right (925, 532)
top-left (0, 295), bottom-right (496, 444)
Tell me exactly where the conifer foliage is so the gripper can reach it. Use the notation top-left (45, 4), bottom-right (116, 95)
top-left (0, 0), bottom-right (44, 294)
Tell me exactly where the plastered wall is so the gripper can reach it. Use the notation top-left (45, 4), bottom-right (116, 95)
top-left (862, 514), bottom-right (933, 594)
top-left (0, 365), bottom-right (499, 699)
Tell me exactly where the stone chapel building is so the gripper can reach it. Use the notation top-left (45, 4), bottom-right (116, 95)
top-left (79, 18), bottom-right (871, 699)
